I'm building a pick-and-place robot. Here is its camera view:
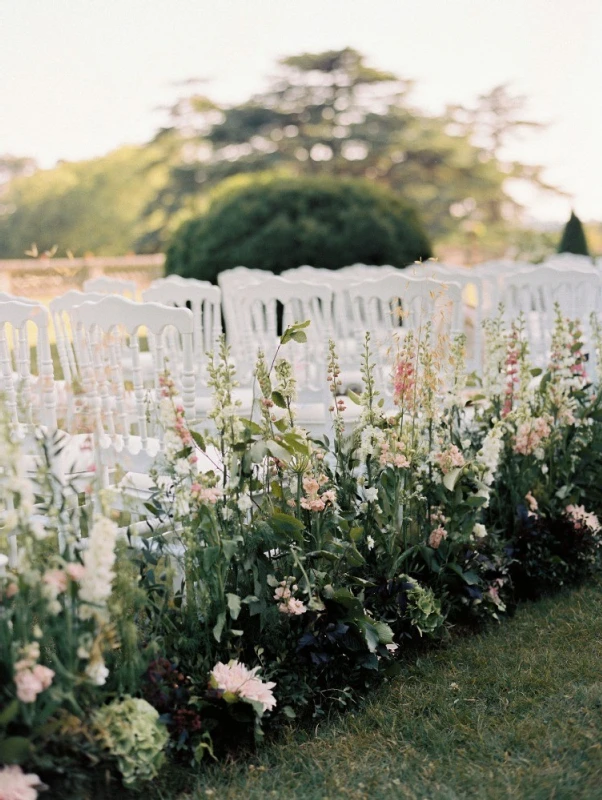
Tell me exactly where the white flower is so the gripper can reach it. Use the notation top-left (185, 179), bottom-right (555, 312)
top-left (472, 523), bottom-right (487, 540)
top-left (158, 397), bottom-right (177, 427)
top-left (364, 487), bottom-right (379, 503)
top-left (29, 518), bottom-right (47, 541)
top-left (366, 535), bottom-right (375, 550)
top-left (385, 643), bottom-right (399, 653)
top-left (156, 475), bottom-right (173, 491)
top-left (86, 658), bottom-right (109, 686)
top-left (79, 516), bottom-right (117, 614)
top-left (163, 430), bottom-right (183, 460)
top-left (237, 494), bottom-right (253, 512)
top-left (174, 458), bottom-right (191, 477)
top-left (174, 492), bottom-right (190, 518)
top-left (477, 425), bottom-right (504, 486)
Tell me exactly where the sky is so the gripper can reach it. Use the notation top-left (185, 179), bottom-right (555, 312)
top-left (1, 0), bottom-right (601, 222)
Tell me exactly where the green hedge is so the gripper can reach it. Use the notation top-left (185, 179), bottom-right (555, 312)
top-left (165, 175), bottom-right (432, 283)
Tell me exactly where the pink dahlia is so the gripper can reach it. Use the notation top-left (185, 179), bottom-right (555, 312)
top-left (0, 765), bottom-right (45, 800)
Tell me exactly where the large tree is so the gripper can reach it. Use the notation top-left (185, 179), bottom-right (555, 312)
top-left (143, 49), bottom-right (557, 250)
top-left (0, 145), bottom-right (169, 258)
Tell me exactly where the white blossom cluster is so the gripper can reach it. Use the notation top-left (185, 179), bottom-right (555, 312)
top-left (79, 516), bottom-right (118, 618)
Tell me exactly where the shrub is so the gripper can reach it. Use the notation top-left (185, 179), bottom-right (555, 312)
top-left (165, 174), bottom-right (432, 283)
top-left (558, 210), bottom-right (590, 257)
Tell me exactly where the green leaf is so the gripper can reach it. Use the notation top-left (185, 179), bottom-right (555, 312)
top-left (361, 621), bottom-right (380, 653)
top-left (191, 430), bottom-right (206, 450)
top-left (0, 699), bottom-right (19, 728)
top-left (0, 737), bottom-right (32, 764)
top-left (345, 545), bottom-right (366, 567)
top-left (227, 593), bottom-right (242, 620)
top-left (347, 390), bottom-right (362, 405)
top-left (271, 391), bottom-right (287, 408)
top-left (447, 563), bottom-right (480, 585)
top-left (249, 440), bottom-right (269, 462)
top-left (466, 495), bottom-right (487, 507)
top-left (443, 467), bottom-right (462, 492)
top-left (290, 330), bottom-right (307, 344)
top-left (373, 620), bottom-right (394, 644)
top-left (213, 611), bottom-right (227, 642)
top-left (240, 418), bottom-right (264, 435)
top-left (202, 546), bottom-right (220, 572)
top-left (269, 511), bottom-right (306, 544)
top-left (266, 440), bottom-right (291, 463)
top-left (282, 705), bottom-right (297, 719)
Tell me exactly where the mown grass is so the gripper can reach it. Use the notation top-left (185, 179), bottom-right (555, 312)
top-left (134, 581), bottom-right (602, 800)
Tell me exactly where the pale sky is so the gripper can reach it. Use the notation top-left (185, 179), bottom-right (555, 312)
top-left (1, 0), bottom-right (601, 222)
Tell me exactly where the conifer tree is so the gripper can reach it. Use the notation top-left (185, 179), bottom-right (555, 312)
top-left (558, 210), bottom-right (590, 256)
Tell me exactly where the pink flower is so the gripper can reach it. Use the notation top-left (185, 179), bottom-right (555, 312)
top-left (238, 677), bottom-right (277, 712)
top-left (428, 526), bottom-right (448, 549)
top-left (14, 670), bottom-right (44, 704)
top-left (514, 416), bottom-right (551, 456)
top-left (43, 570), bottom-right (67, 593)
top-left (302, 477), bottom-right (320, 495)
top-left (32, 665), bottom-right (54, 691)
top-left (566, 504), bottom-right (601, 533)
top-left (321, 489), bottom-right (336, 505)
top-left (435, 445), bottom-right (465, 474)
top-left (65, 563), bottom-right (86, 581)
top-left (209, 660), bottom-right (277, 713)
top-left (274, 584), bottom-right (291, 601)
top-left (525, 491), bottom-right (538, 512)
top-left (0, 764), bottom-right (45, 800)
top-left (278, 597), bottom-right (307, 615)
top-left (393, 353), bottom-right (416, 410)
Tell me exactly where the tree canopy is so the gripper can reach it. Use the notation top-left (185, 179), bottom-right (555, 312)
top-left (0, 48), bottom-right (562, 259)
top-left (0, 145), bottom-right (170, 258)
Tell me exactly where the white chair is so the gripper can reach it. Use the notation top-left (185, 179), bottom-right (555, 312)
top-left (49, 290), bottom-right (108, 385)
top-left (142, 278), bottom-right (222, 398)
top-left (82, 276), bottom-right (137, 299)
top-left (70, 296), bottom-right (196, 502)
top-left (230, 276), bottom-right (336, 432)
top-left (347, 274), bottom-right (463, 400)
top-left (499, 267), bottom-right (600, 368)
top-left (218, 267), bottom-right (267, 364)
top-left (0, 300), bottom-right (57, 431)
top-left (411, 261), bottom-right (484, 373)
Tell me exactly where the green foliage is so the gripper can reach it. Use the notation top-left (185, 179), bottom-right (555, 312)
top-left (93, 697), bottom-right (169, 787)
top-left (154, 49), bottom-right (558, 247)
top-left (558, 210), bottom-right (590, 257)
top-left (165, 174), bottom-right (432, 282)
top-left (184, 581), bottom-right (602, 800)
top-left (0, 145), bottom-right (170, 258)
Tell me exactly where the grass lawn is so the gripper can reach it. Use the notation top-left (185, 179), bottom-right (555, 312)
top-left (136, 580), bottom-right (602, 800)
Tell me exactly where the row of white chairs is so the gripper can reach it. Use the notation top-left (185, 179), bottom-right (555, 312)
top-left (0, 260), bottom-right (599, 540)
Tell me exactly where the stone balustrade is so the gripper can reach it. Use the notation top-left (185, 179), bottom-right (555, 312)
top-left (0, 254), bottom-right (165, 300)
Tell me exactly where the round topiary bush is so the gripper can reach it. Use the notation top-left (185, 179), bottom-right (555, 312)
top-left (165, 174), bottom-right (432, 283)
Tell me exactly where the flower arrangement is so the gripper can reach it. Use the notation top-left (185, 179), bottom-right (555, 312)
top-left (1, 306), bottom-right (602, 796)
